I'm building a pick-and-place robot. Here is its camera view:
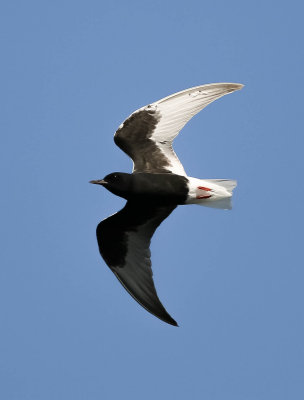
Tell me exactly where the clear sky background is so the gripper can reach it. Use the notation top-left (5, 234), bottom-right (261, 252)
top-left (1, 1), bottom-right (304, 399)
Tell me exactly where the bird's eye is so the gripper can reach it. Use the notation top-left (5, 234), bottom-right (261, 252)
top-left (110, 174), bottom-right (120, 182)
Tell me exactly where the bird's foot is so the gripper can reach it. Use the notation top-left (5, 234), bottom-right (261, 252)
top-left (196, 186), bottom-right (212, 199)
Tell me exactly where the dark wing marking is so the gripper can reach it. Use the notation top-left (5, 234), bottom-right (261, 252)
top-left (96, 201), bottom-right (178, 326)
top-left (114, 108), bottom-right (171, 173)
top-left (114, 83), bottom-right (243, 175)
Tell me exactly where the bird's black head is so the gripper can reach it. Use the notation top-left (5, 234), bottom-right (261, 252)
top-left (90, 172), bottom-right (133, 199)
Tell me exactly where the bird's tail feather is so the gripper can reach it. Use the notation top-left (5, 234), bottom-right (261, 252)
top-left (197, 179), bottom-right (237, 210)
top-left (204, 179), bottom-right (237, 194)
top-left (199, 197), bottom-right (233, 210)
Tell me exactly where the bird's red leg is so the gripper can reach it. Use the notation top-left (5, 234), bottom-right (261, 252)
top-left (196, 186), bottom-right (212, 199)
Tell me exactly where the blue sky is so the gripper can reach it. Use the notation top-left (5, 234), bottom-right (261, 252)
top-left (1, 1), bottom-right (304, 399)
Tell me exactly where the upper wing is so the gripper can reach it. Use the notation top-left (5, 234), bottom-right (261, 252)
top-left (96, 201), bottom-right (177, 326)
top-left (114, 82), bottom-right (243, 175)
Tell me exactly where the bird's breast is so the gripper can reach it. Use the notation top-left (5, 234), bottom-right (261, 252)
top-left (130, 173), bottom-right (189, 205)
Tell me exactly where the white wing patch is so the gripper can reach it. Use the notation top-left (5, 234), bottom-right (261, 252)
top-left (148, 83), bottom-right (243, 176)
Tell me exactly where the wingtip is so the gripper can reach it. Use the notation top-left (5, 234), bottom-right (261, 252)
top-left (235, 83), bottom-right (244, 90)
top-left (164, 315), bottom-right (179, 327)
top-left (226, 82), bottom-right (244, 91)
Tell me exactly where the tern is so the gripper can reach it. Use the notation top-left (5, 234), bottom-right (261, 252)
top-left (91, 83), bottom-right (243, 326)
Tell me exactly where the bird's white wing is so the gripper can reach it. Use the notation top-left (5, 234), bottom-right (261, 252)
top-left (114, 83), bottom-right (243, 175)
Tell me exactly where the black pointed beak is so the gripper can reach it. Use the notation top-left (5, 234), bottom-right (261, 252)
top-left (89, 179), bottom-right (107, 186)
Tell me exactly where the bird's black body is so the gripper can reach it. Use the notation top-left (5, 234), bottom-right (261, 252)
top-left (100, 172), bottom-right (189, 205)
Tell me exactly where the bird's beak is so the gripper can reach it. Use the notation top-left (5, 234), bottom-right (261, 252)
top-left (89, 179), bottom-right (107, 186)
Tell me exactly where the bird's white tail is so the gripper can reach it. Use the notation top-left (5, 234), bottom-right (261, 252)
top-left (201, 179), bottom-right (237, 209)
top-left (204, 179), bottom-right (237, 194)
top-left (186, 177), bottom-right (237, 210)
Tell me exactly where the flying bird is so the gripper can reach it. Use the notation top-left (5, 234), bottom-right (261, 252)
top-left (91, 83), bottom-right (243, 326)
